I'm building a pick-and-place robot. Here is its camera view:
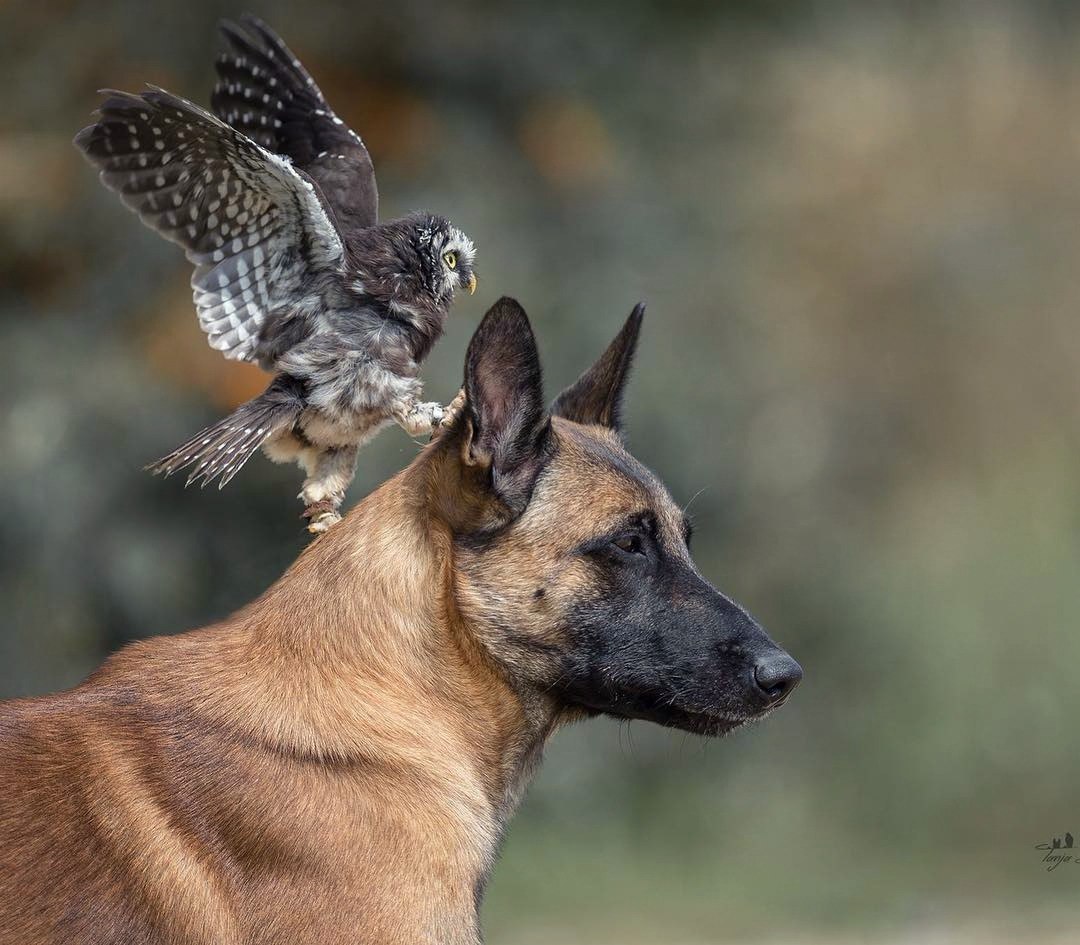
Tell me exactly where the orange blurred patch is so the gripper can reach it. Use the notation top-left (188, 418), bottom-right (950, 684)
top-left (139, 274), bottom-right (269, 409)
top-left (0, 134), bottom-right (77, 215)
top-left (518, 98), bottom-right (615, 189)
top-left (307, 69), bottom-right (440, 174)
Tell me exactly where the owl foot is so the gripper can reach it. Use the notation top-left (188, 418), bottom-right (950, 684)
top-left (307, 511), bottom-right (341, 534)
top-left (398, 401), bottom-right (446, 437)
top-left (302, 499), bottom-right (341, 534)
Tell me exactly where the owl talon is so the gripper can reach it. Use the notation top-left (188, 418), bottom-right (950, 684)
top-left (302, 498), bottom-right (341, 533)
top-left (306, 510), bottom-right (341, 534)
top-left (398, 401), bottom-right (444, 437)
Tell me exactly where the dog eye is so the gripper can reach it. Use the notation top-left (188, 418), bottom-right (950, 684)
top-left (443, 251), bottom-right (458, 269)
top-left (612, 534), bottom-right (644, 556)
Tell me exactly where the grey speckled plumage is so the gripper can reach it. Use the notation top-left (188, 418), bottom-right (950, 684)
top-left (74, 16), bottom-right (477, 532)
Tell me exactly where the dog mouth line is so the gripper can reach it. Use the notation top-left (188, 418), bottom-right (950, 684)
top-left (569, 687), bottom-right (771, 736)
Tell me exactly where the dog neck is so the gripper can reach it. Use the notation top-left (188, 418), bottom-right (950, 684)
top-left (210, 454), bottom-right (559, 888)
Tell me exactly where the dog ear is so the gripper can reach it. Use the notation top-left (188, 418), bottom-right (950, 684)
top-left (460, 296), bottom-right (551, 514)
top-left (551, 303), bottom-right (644, 433)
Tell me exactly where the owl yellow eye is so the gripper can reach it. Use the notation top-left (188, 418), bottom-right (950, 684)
top-left (443, 251), bottom-right (458, 270)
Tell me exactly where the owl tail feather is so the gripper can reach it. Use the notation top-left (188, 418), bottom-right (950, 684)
top-left (147, 377), bottom-right (305, 489)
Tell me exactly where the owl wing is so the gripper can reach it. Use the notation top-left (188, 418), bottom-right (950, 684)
top-left (75, 87), bottom-right (344, 362)
top-left (211, 15), bottom-right (378, 237)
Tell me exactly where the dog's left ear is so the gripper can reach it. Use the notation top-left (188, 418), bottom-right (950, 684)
top-left (460, 296), bottom-right (551, 515)
top-left (551, 303), bottom-right (644, 433)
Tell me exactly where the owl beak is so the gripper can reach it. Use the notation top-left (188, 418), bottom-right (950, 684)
top-left (465, 272), bottom-right (478, 295)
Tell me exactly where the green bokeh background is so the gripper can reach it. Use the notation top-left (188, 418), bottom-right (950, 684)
top-left (2, 1), bottom-right (1078, 941)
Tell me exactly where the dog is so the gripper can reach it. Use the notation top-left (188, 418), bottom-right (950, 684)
top-left (0, 297), bottom-right (801, 944)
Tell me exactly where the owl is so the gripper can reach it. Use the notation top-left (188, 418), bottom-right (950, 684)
top-left (75, 16), bottom-right (477, 532)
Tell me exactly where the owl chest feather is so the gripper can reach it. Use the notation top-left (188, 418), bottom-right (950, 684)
top-left (270, 298), bottom-right (427, 447)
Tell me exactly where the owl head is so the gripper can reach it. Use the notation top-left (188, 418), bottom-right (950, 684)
top-left (350, 212), bottom-right (477, 318)
top-left (413, 214), bottom-right (477, 303)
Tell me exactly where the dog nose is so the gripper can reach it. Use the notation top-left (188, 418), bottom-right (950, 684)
top-left (753, 653), bottom-right (802, 703)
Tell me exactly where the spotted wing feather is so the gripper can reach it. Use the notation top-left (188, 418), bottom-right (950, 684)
top-left (75, 87), bottom-right (344, 361)
top-left (212, 15), bottom-right (378, 235)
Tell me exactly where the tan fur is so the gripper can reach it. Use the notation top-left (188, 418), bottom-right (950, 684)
top-left (0, 414), bottom-right (686, 945)
top-left (453, 421), bottom-right (692, 683)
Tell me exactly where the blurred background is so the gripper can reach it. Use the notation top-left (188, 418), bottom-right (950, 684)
top-left (2, 0), bottom-right (1079, 941)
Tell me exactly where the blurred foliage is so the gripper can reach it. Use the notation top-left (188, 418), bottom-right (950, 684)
top-left (2, 0), bottom-right (1080, 941)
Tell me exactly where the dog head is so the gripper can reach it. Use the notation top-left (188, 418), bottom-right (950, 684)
top-left (437, 297), bottom-right (801, 736)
